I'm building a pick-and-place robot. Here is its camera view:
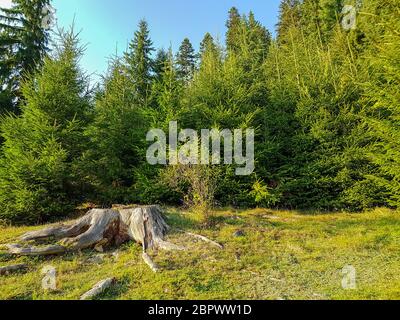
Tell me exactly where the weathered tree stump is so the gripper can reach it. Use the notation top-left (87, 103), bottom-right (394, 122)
top-left (6, 205), bottom-right (223, 272)
top-left (6, 206), bottom-right (183, 271)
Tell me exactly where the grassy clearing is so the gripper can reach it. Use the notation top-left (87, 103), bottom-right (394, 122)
top-left (0, 208), bottom-right (399, 300)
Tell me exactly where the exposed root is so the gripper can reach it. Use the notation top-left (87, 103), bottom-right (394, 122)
top-left (7, 206), bottom-right (223, 272)
top-left (80, 278), bottom-right (116, 300)
top-left (6, 206), bottom-right (183, 272)
top-left (6, 244), bottom-right (66, 256)
top-left (142, 252), bottom-right (160, 273)
top-left (187, 232), bottom-right (224, 249)
top-left (20, 209), bottom-right (119, 251)
top-left (156, 239), bottom-right (185, 251)
top-left (174, 228), bottom-right (223, 249)
top-left (0, 263), bottom-right (27, 275)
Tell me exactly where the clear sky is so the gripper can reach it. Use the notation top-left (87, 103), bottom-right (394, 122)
top-left (1, 0), bottom-right (282, 80)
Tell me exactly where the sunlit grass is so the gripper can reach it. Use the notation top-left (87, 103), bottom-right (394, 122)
top-left (0, 207), bottom-right (399, 300)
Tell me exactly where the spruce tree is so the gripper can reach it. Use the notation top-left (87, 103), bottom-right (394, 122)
top-left (176, 38), bottom-right (196, 82)
top-left (85, 58), bottom-right (147, 204)
top-left (357, 0), bottom-right (400, 207)
top-left (153, 48), bottom-right (168, 81)
top-left (263, 1), bottom-right (391, 210)
top-left (0, 30), bottom-right (91, 224)
top-left (199, 32), bottom-right (217, 58)
top-left (151, 48), bottom-right (182, 129)
top-left (225, 7), bottom-right (242, 53)
top-left (225, 10), bottom-right (271, 64)
top-left (132, 49), bottom-right (184, 204)
top-left (124, 19), bottom-right (155, 105)
top-left (277, 0), bottom-right (301, 42)
top-left (300, 0), bottom-right (343, 42)
top-left (246, 11), bottom-right (271, 63)
top-left (319, 0), bottom-right (343, 38)
top-left (0, 0), bottom-right (52, 113)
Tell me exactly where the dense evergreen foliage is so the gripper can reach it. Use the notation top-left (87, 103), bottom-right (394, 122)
top-left (176, 38), bottom-right (197, 82)
top-left (0, 0), bottom-right (51, 113)
top-left (124, 19), bottom-right (155, 106)
top-left (0, 29), bottom-right (91, 224)
top-left (0, 1), bottom-right (399, 224)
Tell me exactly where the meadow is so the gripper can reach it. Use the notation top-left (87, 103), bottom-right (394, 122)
top-left (1, 207), bottom-right (399, 300)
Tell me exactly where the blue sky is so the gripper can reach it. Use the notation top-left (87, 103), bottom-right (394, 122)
top-left (1, 0), bottom-right (282, 79)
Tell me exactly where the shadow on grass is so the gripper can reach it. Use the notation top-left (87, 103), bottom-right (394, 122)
top-left (165, 207), bottom-right (289, 233)
top-left (8, 291), bottom-right (34, 301)
top-left (164, 209), bottom-right (199, 230)
top-left (0, 251), bottom-right (14, 263)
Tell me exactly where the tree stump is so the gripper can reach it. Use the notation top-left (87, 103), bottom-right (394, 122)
top-left (6, 205), bottom-right (222, 272)
top-left (6, 206), bottom-right (183, 270)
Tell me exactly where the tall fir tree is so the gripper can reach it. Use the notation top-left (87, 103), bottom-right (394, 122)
top-left (124, 19), bottom-right (155, 105)
top-left (176, 38), bottom-right (196, 83)
top-left (0, 0), bottom-right (52, 113)
top-left (246, 11), bottom-right (271, 63)
top-left (199, 32), bottom-right (217, 58)
top-left (225, 7), bottom-right (242, 53)
top-left (151, 48), bottom-right (182, 128)
top-left (357, 0), bottom-right (400, 207)
top-left (263, 0), bottom-right (393, 210)
top-left (0, 30), bottom-right (91, 224)
top-left (225, 9), bottom-right (271, 64)
top-left (85, 58), bottom-right (147, 204)
top-left (133, 48), bottom-right (184, 205)
top-left (277, 0), bottom-right (301, 42)
top-left (300, 0), bottom-right (344, 43)
top-left (153, 48), bottom-right (168, 81)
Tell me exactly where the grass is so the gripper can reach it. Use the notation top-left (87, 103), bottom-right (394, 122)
top-left (0, 207), bottom-right (399, 300)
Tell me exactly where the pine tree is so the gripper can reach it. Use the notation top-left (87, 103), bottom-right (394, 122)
top-left (153, 48), bottom-right (168, 81)
top-left (0, 0), bottom-right (52, 113)
top-left (300, 0), bottom-right (343, 42)
top-left (124, 19), bottom-right (155, 105)
top-left (263, 2), bottom-right (392, 210)
top-left (246, 11), bottom-right (271, 63)
top-left (199, 32), bottom-right (216, 58)
top-left (133, 48), bottom-right (184, 205)
top-left (151, 48), bottom-right (182, 128)
top-left (225, 10), bottom-right (271, 64)
top-left (176, 38), bottom-right (196, 82)
top-left (356, 0), bottom-right (400, 207)
top-left (0, 30), bottom-right (91, 224)
top-left (225, 7), bottom-right (242, 53)
top-left (85, 58), bottom-right (147, 204)
top-left (277, 0), bottom-right (301, 42)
